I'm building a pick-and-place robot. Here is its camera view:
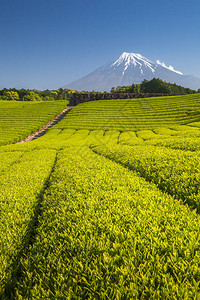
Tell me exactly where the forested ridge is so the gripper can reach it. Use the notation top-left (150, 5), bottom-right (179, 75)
top-left (111, 78), bottom-right (199, 95)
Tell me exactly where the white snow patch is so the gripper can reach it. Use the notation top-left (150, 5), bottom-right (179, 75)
top-left (140, 67), bottom-right (144, 75)
top-left (156, 60), bottom-right (183, 75)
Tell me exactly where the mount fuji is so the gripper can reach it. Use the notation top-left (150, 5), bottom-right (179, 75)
top-left (66, 52), bottom-right (200, 92)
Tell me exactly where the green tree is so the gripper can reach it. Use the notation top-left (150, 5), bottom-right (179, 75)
top-left (141, 78), bottom-right (171, 94)
top-left (24, 91), bottom-right (42, 101)
top-left (4, 91), bottom-right (19, 100)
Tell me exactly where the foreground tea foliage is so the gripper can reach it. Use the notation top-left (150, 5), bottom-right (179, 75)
top-left (91, 143), bottom-right (200, 212)
top-left (14, 147), bottom-right (200, 299)
top-left (0, 149), bottom-right (57, 294)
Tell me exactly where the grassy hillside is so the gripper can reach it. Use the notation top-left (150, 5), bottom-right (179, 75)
top-left (1, 95), bottom-right (200, 298)
top-left (57, 94), bottom-right (200, 130)
top-left (0, 100), bottom-right (67, 145)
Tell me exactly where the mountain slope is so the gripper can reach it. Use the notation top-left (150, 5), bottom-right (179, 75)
top-left (66, 52), bottom-right (200, 92)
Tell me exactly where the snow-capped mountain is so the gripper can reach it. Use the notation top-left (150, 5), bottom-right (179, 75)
top-left (66, 52), bottom-right (200, 92)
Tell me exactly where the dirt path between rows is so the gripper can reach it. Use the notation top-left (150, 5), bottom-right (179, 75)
top-left (17, 106), bottom-right (74, 143)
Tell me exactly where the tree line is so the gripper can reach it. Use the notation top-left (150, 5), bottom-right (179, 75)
top-left (111, 78), bottom-right (199, 95)
top-left (1, 79), bottom-right (199, 101)
top-left (0, 88), bottom-right (76, 101)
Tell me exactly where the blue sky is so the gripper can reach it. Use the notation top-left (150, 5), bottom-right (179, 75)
top-left (0, 0), bottom-right (200, 90)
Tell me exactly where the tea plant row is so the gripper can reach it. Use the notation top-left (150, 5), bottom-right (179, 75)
top-left (0, 149), bottom-right (56, 294)
top-left (91, 143), bottom-right (200, 212)
top-left (12, 146), bottom-right (200, 299)
top-left (0, 100), bottom-right (67, 145)
top-left (57, 94), bottom-right (200, 131)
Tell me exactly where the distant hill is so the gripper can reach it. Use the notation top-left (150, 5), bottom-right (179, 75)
top-left (66, 52), bottom-right (200, 92)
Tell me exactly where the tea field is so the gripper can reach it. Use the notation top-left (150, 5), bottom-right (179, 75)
top-left (0, 100), bottom-right (67, 145)
top-left (1, 94), bottom-right (200, 299)
top-left (57, 94), bottom-right (200, 131)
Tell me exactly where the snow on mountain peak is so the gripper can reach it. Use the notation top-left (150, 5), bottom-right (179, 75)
top-left (66, 51), bottom-right (200, 91)
top-left (111, 52), bottom-right (184, 77)
top-left (112, 52), bottom-right (153, 66)
top-left (156, 60), bottom-right (183, 75)
top-left (112, 52), bottom-right (156, 75)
